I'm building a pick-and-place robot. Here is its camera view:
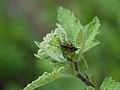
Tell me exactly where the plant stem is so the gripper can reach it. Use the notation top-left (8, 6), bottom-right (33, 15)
top-left (74, 62), bottom-right (95, 88)
top-left (67, 58), bottom-right (95, 88)
top-left (76, 73), bottom-right (95, 88)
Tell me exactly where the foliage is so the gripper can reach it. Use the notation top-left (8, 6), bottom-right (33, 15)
top-left (23, 7), bottom-right (100, 90)
top-left (1, 0), bottom-right (120, 90)
top-left (23, 67), bottom-right (65, 90)
top-left (100, 77), bottom-right (120, 90)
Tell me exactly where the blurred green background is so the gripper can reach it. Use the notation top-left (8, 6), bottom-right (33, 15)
top-left (0, 0), bottom-right (120, 90)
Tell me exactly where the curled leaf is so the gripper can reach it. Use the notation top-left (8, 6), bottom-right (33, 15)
top-left (23, 67), bottom-right (65, 90)
top-left (83, 17), bottom-right (100, 52)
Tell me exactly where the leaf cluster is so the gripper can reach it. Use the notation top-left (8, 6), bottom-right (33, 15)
top-left (23, 7), bottom-right (101, 90)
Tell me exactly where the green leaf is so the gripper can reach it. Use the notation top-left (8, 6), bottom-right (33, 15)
top-left (100, 77), bottom-right (120, 90)
top-left (58, 7), bottom-right (83, 42)
top-left (34, 25), bottom-right (67, 62)
top-left (78, 56), bottom-right (88, 73)
top-left (86, 86), bottom-right (95, 90)
top-left (76, 28), bottom-right (84, 50)
top-left (32, 7), bottom-right (101, 90)
top-left (23, 67), bottom-right (65, 90)
top-left (44, 47), bottom-right (66, 62)
top-left (83, 17), bottom-right (100, 52)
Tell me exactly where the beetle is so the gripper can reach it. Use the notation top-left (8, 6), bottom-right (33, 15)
top-left (60, 43), bottom-right (78, 52)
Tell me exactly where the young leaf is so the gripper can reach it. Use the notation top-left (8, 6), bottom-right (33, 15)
top-left (83, 17), bottom-right (100, 52)
top-left (44, 47), bottom-right (66, 62)
top-left (100, 77), bottom-right (120, 90)
top-left (76, 28), bottom-right (84, 51)
top-left (23, 67), bottom-right (65, 90)
top-left (58, 7), bottom-right (83, 42)
top-left (34, 25), bottom-right (67, 62)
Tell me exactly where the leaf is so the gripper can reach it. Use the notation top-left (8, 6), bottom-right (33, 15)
top-left (83, 17), bottom-right (100, 52)
top-left (34, 24), bottom-right (68, 62)
top-left (23, 67), bottom-right (65, 90)
top-left (58, 7), bottom-right (83, 42)
top-left (100, 77), bottom-right (120, 90)
top-left (55, 24), bottom-right (68, 43)
top-left (76, 28), bottom-right (84, 53)
top-left (34, 49), bottom-right (50, 60)
top-left (78, 56), bottom-right (88, 73)
top-left (34, 41), bottom-right (41, 48)
top-left (44, 48), bottom-right (66, 62)
top-left (86, 86), bottom-right (95, 90)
